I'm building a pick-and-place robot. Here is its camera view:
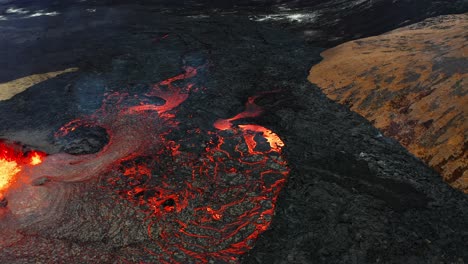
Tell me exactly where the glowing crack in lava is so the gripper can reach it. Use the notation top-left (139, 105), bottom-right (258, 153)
top-left (2, 65), bottom-right (288, 263)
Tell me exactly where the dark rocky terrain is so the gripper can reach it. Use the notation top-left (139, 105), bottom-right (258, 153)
top-left (1, 0), bottom-right (467, 47)
top-left (0, 1), bottom-right (467, 263)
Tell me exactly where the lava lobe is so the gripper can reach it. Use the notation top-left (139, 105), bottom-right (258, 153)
top-left (0, 65), bottom-right (289, 263)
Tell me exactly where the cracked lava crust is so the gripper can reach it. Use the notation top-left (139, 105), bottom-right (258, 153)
top-left (0, 65), bottom-right (288, 263)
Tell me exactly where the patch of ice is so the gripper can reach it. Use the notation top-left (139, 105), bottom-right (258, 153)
top-left (0, 15), bottom-right (7, 21)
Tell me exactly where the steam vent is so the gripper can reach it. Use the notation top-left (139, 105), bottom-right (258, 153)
top-left (0, 1), bottom-right (467, 263)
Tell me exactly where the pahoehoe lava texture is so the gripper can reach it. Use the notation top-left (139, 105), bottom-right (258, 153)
top-left (0, 2), bottom-right (467, 264)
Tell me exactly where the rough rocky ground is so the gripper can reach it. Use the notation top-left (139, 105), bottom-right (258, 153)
top-left (309, 14), bottom-right (467, 192)
top-left (1, 0), bottom-right (467, 47)
top-left (0, 1), bottom-right (467, 264)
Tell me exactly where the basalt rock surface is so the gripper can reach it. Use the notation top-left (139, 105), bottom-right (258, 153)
top-left (309, 14), bottom-right (467, 192)
top-left (1, 0), bottom-right (467, 47)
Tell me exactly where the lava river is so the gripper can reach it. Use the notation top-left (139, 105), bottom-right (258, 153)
top-left (0, 65), bottom-right (289, 263)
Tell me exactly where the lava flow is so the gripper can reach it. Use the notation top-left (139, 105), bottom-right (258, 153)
top-left (0, 141), bottom-right (45, 201)
top-left (101, 88), bottom-right (289, 262)
top-left (2, 64), bottom-right (289, 263)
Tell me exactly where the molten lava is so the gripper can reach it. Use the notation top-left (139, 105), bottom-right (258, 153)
top-left (29, 152), bottom-right (44, 166)
top-left (213, 96), bottom-right (263, 131)
top-left (0, 159), bottom-right (20, 196)
top-left (99, 90), bottom-right (289, 262)
top-left (2, 63), bottom-right (288, 263)
top-left (0, 142), bottom-right (44, 198)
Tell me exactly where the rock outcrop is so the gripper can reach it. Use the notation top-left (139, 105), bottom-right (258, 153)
top-left (309, 14), bottom-right (467, 192)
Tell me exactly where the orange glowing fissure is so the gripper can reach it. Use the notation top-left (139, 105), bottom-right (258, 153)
top-left (0, 142), bottom-right (45, 198)
top-left (107, 87), bottom-right (289, 262)
top-left (96, 66), bottom-right (289, 263)
top-left (214, 96), bottom-right (285, 152)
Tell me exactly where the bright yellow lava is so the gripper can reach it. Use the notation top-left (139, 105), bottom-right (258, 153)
top-left (0, 158), bottom-right (21, 194)
top-left (30, 152), bottom-right (43, 165)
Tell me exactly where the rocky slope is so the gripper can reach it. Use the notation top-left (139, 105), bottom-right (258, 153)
top-left (309, 14), bottom-right (467, 192)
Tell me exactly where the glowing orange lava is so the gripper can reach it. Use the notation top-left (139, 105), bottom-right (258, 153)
top-left (0, 159), bottom-right (21, 196)
top-left (213, 96), bottom-right (263, 131)
top-left (238, 124), bottom-right (285, 152)
top-left (0, 142), bottom-right (45, 197)
top-left (0, 143), bottom-right (22, 197)
top-left (22, 64), bottom-right (288, 263)
top-left (29, 152), bottom-right (44, 166)
top-left (214, 96), bottom-right (285, 152)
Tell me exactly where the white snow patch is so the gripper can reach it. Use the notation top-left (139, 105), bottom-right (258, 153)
top-left (26, 11), bottom-right (60, 18)
top-left (251, 12), bottom-right (320, 24)
top-left (6, 7), bottom-right (29, 14)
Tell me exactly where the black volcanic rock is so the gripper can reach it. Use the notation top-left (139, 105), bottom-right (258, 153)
top-left (1, 0), bottom-right (466, 48)
top-left (55, 126), bottom-right (109, 155)
top-left (256, 0), bottom-right (468, 46)
top-left (0, 1), bottom-right (466, 263)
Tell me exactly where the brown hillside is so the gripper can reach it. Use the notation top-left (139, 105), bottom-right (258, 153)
top-left (309, 14), bottom-right (467, 192)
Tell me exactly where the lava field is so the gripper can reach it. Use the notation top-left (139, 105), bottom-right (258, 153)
top-left (0, 1), bottom-right (467, 263)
